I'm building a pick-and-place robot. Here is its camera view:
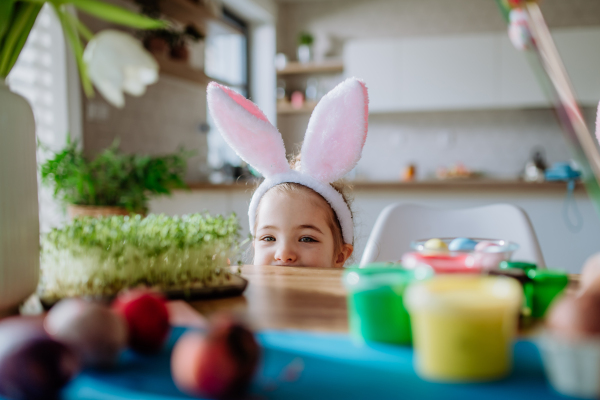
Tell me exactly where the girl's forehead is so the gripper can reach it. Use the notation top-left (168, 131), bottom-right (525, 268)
top-left (257, 188), bottom-right (332, 225)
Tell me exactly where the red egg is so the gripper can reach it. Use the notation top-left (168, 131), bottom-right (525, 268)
top-left (0, 317), bottom-right (79, 400)
top-left (45, 298), bottom-right (128, 368)
top-left (112, 290), bottom-right (170, 353)
top-left (171, 316), bottom-right (260, 399)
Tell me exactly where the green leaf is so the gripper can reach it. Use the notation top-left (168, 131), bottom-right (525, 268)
top-left (0, 0), bottom-right (17, 45)
top-left (67, 0), bottom-right (166, 29)
top-left (53, 4), bottom-right (94, 97)
top-left (0, 3), bottom-right (42, 77)
top-left (2, 3), bottom-right (43, 77)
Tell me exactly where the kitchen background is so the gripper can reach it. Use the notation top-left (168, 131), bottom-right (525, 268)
top-left (9, 0), bottom-right (600, 272)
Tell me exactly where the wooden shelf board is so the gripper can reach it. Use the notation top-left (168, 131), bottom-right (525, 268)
top-left (154, 55), bottom-right (209, 85)
top-left (277, 101), bottom-right (317, 115)
top-left (276, 61), bottom-right (344, 75)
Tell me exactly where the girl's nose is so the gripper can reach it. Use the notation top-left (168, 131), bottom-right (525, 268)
top-left (274, 243), bottom-right (297, 263)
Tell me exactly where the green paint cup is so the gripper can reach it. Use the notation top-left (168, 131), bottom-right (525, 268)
top-left (527, 269), bottom-right (569, 318)
top-left (343, 265), bottom-right (433, 345)
top-left (499, 261), bottom-right (537, 275)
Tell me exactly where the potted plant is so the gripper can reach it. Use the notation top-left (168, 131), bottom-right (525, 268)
top-left (40, 140), bottom-right (190, 218)
top-left (0, 1), bottom-right (164, 312)
top-left (297, 31), bottom-right (314, 64)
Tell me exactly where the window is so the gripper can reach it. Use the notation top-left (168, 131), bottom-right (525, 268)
top-left (205, 9), bottom-right (249, 179)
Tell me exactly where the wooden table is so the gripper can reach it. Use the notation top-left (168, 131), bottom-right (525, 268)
top-left (184, 265), bottom-right (348, 332)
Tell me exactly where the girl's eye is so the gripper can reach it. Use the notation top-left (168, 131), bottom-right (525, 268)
top-left (261, 236), bottom-right (275, 242)
top-left (299, 236), bottom-right (317, 243)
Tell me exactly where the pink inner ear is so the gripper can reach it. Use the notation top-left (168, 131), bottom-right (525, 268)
top-left (207, 82), bottom-right (290, 178)
top-left (300, 78), bottom-right (369, 183)
top-left (209, 82), bottom-right (270, 123)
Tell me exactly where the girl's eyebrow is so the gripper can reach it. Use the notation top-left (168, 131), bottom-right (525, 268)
top-left (298, 224), bottom-right (323, 234)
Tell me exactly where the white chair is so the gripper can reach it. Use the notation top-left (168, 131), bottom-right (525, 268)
top-left (360, 203), bottom-right (545, 267)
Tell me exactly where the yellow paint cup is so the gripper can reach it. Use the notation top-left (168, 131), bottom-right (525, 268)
top-left (405, 275), bottom-right (522, 382)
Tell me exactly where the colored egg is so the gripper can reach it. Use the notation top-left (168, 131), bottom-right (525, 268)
top-left (475, 241), bottom-right (499, 252)
top-left (171, 316), bottom-right (260, 399)
top-left (45, 299), bottom-right (128, 369)
top-left (448, 237), bottom-right (478, 252)
top-left (0, 317), bottom-right (79, 399)
top-left (580, 253), bottom-right (600, 294)
top-left (423, 238), bottom-right (448, 252)
top-left (112, 290), bottom-right (170, 354)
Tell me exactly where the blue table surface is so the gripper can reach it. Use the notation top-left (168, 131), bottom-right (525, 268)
top-left (7, 327), bottom-right (578, 400)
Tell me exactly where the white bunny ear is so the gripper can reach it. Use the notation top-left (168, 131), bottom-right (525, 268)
top-left (207, 82), bottom-right (289, 177)
top-left (300, 78), bottom-right (369, 183)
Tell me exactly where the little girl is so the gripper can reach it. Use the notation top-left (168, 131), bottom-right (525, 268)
top-left (207, 78), bottom-right (369, 268)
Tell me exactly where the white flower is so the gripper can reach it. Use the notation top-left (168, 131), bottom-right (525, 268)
top-left (83, 30), bottom-right (159, 108)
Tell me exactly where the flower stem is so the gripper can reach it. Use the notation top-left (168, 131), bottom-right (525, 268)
top-left (53, 4), bottom-right (94, 97)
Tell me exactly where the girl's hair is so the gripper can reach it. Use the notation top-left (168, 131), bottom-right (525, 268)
top-left (253, 153), bottom-right (354, 255)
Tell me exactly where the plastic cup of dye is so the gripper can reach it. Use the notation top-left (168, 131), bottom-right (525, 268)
top-left (499, 260), bottom-right (537, 274)
top-left (527, 269), bottom-right (569, 318)
top-left (404, 275), bottom-right (522, 382)
top-left (343, 265), bottom-right (433, 345)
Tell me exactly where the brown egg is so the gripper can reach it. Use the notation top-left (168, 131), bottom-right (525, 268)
top-left (547, 292), bottom-right (600, 338)
top-left (580, 253), bottom-right (600, 294)
top-left (45, 298), bottom-right (128, 369)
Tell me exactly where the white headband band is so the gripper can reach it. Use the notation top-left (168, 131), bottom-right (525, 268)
top-left (249, 170), bottom-right (354, 244)
top-left (207, 78), bottom-right (369, 245)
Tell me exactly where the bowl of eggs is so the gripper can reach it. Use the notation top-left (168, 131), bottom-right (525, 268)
top-left (402, 237), bottom-right (519, 274)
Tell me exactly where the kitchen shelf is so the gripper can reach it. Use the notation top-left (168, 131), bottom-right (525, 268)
top-left (277, 101), bottom-right (318, 115)
top-left (154, 54), bottom-right (209, 85)
top-left (159, 0), bottom-right (242, 35)
top-left (276, 61), bottom-right (344, 76)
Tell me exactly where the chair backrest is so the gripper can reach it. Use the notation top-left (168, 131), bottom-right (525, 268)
top-left (360, 203), bottom-right (545, 267)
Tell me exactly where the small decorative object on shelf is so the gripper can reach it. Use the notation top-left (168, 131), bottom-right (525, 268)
top-left (275, 52), bottom-right (288, 70)
top-left (291, 90), bottom-right (305, 109)
top-left (142, 24), bottom-right (204, 63)
top-left (297, 31), bottom-right (314, 64)
top-left (40, 139), bottom-right (190, 217)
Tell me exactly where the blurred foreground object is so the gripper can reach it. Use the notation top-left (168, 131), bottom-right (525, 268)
top-left (113, 290), bottom-right (170, 354)
top-left (0, 317), bottom-right (79, 400)
top-left (0, 0), bottom-right (164, 316)
top-left (171, 315), bottom-right (260, 399)
top-left (45, 299), bottom-right (128, 369)
top-left (540, 292), bottom-right (600, 398)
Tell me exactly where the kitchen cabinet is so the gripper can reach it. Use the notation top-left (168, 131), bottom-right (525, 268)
top-left (401, 35), bottom-right (497, 111)
top-left (344, 28), bottom-right (600, 112)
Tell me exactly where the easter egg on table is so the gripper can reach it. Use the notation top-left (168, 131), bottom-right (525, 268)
top-left (171, 315), bottom-right (260, 399)
top-left (0, 317), bottom-right (79, 400)
top-left (547, 292), bottom-right (600, 338)
top-left (448, 237), bottom-right (478, 252)
top-left (112, 290), bottom-right (170, 354)
top-left (580, 253), bottom-right (600, 294)
top-left (45, 298), bottom-right (128, 369)
top-left (423, 238), bottom-right (448, 252)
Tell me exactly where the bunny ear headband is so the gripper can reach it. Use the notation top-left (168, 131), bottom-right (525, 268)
top-left (207, 77), bottom-right (369, 244)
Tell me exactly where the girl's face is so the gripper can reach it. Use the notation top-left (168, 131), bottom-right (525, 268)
top-left (253, 189), bottom-right (353, 268)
